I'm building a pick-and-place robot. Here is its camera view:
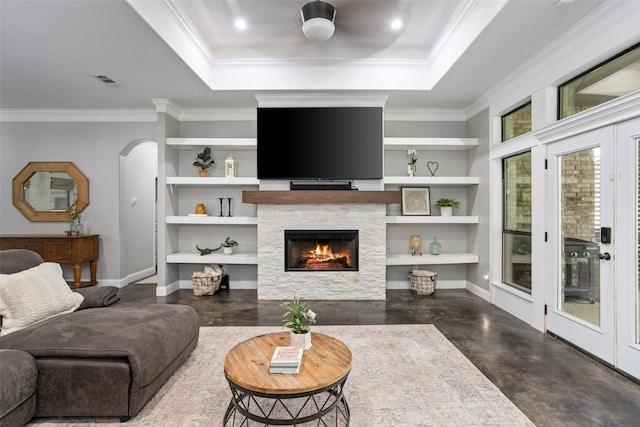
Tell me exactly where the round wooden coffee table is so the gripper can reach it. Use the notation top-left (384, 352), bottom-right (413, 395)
top-left (223, 331), bottom-right (352, 426)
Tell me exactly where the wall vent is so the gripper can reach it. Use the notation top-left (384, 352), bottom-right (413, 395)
top-left (91, 74), bottom-right (121, 86)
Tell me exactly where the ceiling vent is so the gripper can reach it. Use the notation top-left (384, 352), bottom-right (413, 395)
top-left (91, 74), bottom-right (121, 86)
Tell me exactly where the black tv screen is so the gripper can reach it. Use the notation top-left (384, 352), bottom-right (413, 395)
top-left (257, 107), bottom-right (383, 180)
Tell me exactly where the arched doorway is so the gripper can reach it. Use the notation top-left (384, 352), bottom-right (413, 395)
top-left (119, 140), bottom-right (158, 284)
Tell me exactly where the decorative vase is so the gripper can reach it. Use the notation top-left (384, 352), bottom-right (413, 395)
top-left (195, 203), bottom-right (206, 215)
top-left (408, 164), bottom-right (416, 177)
top-left (410, 235), bottom-right (422, 256)
top-left (198, 169), bottom-right (207, 177)
top-left (440, 206), bottom-right (453, 216)
top-left (69, 219), bottom-right (83, 236)
top-left (223, 247), bottom-right (234, 255)
top-left (290, 330), bottom-right (312, 350)
top-left (429, 236), bottom-right (441, 255)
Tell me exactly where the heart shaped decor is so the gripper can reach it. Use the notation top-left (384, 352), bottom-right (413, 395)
top-left (427, 161), bottom-right (439, 177)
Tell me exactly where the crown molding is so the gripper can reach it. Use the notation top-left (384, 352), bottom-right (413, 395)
top-left (179, 108), bottom-right (256, 121)
top-left (0, 106), bottom-right (470, 123)
top-left (0, 109), bottom-right (156, 123)
top-left (384, 108), bottom-right (467, 122)
top-left (151, 98), bottom-right (182, 120)
top-left (255, 94), bottom-right (389, 108)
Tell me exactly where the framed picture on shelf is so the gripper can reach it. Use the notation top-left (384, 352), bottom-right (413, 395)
top-left (401, 187), bottom-right (431, 216)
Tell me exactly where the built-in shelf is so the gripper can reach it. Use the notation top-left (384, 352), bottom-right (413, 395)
top-left (243, 190), bottom-right (401, 204)
top-left (166, 138), bottom-right (256, 150)
top-left (167, 252), bottom-right (258, 264)
top-left (383, 177), bottom-right (480, 185)
top-left (384, 137), bottom-right (479, 151)
top-left (166, 177), bottom-right (260, 186)
top-left (386, 253), bottom-right (479, 265)
top-left (386, 216), bottom-right (479, 224)
top-left (166, 216), bottom-right (257, 225)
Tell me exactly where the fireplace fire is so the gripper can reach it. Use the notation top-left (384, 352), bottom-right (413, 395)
top-left (285, 230), bottom-right (358, 271)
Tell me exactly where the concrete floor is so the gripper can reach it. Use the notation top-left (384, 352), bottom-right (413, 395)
top-left (120, 285), bottom-right (640, 427)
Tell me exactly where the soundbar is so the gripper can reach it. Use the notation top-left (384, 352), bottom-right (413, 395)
top-left (290, 180), bottom-right (356, 191)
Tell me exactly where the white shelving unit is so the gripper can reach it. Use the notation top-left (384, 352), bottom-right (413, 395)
top-left (159, 134), bottom-right (481, 291)
top-left (383, 137), bottom-right (480, 267)
top-left (162, 138), bottom-right (260, 279)
top-left (384, 137), bottom-right (478, 151)
top-left (386, 216), bottom-right (479, 224)
top-left (386, 253), bottom-right (479, 266)
top-left (166, 252), bottom-right (258, 264)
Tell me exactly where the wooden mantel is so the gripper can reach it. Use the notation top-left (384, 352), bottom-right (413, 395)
top-left (242, 190), bottom-right (400, 204)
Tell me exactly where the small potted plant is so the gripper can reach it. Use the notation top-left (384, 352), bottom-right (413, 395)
top-left (222, 237), bottom-right (238, 255)
top-left (280, 296), bottom-right (316, 350)
top-left (193, 147), bottom-right (214, 177)
top-left (434, 197), bottom-right (461, 216)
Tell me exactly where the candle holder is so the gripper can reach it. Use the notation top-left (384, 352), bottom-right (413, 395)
top-left (227, 198), bottom-right (233, 217)
top-left (218, 198), bottom-right (224, 217)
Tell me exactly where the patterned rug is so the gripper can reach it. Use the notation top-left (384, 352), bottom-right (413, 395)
top-left (29, 325), bottom-right (535, 426)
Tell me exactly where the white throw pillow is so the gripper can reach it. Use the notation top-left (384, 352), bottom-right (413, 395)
top-left (0, 262), bottom-right (84, 336)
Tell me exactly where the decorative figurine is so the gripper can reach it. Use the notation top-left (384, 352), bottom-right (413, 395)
top-left (410, 235), bottom-right (422, 256)
top-left (196, 245), bottom-right (221, 255)
top-left (427, 161), bottom-right (439, 177)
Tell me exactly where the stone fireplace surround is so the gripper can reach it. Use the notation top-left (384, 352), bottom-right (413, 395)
top-left (256, 202), bottom-right (388, 300)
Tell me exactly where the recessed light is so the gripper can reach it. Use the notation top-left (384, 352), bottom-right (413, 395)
top-left (390, 18), bottom-right (403, 30)
top-left (234, 18), bottom-right (247, 30)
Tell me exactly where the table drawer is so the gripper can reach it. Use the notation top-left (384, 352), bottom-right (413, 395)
top-left (0, 240), bottom-right (45, 255)
top-left (44, 241), bottom-right (73, 262)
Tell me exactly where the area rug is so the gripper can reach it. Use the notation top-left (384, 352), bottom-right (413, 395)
top-left (29, 325), bottom-right (535, 426)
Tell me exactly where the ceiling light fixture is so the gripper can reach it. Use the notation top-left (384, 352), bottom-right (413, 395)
top-left (234, 18), bottom-right (247, 30)
top-left (301, 1), bottom-right (335, 42)
top-left (390, 18), bottom-right (403, 30)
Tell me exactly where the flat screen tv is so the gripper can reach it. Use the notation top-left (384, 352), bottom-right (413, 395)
top-left (257, 107), bottom-right (383, 180)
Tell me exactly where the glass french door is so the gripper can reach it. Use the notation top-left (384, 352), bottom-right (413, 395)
top-left (547, 121), bottom-right (640, 381)
top-left (616, 119), bottom-right (640, 380)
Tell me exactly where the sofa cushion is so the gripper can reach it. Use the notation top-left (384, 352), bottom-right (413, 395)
top-left (0, 249), bottom-right (44, 274)
top-left (0, 349), bottom-right (37, 425)
top-left (0, 302), bottom-right (199, 389)
top-left (0, 263), bottom-right (83, 336)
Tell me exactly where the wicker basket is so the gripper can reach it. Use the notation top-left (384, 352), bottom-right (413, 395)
top-left (191, 273), bottom-right (222, 296)
top-left (408, 270), bottom-right (437, 296)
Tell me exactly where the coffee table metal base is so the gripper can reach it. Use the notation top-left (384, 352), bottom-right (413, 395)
top-left (223, 373), bottom-right (350, 426)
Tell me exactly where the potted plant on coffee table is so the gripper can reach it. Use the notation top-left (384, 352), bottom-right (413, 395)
top-left (280, 296), bottom-right (316, 350)
top-left (193, 147), bottom-right (214, 177)
top-left (222, 237), bottom-right (238, 255)
top-left (434, 197), bottom-right (461, 216)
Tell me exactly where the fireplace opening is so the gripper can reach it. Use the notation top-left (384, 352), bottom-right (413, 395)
top-left (285, 230), bottom-right (358, 272)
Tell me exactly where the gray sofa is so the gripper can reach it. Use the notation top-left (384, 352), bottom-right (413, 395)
top-left (0, 249), bottom-right (199, 425)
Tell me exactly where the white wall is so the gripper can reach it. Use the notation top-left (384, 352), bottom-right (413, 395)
top-left (466, 108), bottom-right (491, 296)
top-left (0, 121), bottom-right (156, 284)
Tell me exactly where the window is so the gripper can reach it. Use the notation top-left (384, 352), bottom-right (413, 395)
top-left (559, 43), bottom-right (640, 119)
top-left (502, 102), bottom-right (531, 141)
top-left (502, 151), bottom-right (532, 293)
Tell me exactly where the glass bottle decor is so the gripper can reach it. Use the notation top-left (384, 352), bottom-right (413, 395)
top-left (429, 236), bottom-right (441, 255)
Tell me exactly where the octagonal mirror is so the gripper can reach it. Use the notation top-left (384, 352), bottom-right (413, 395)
top-left (12, 162), bottom-right (89, 222)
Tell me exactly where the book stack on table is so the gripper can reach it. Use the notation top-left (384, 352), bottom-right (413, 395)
top-left (269, 346), bottom-right (303, 374)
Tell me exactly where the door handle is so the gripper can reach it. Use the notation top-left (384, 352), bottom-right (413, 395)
top-left (598, 252), bottom-right (611, 260)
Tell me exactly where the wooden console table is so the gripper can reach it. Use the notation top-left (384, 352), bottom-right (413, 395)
top-left (0, 234), bottom-right (99, 288)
